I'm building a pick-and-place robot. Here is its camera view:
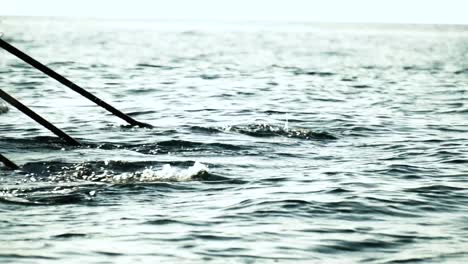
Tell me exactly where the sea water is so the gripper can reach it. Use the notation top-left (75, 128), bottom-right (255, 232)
top-left (1, 17), bottom-right (467, 263)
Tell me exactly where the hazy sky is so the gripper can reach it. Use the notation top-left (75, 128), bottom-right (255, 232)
top-left (1, 0), bottom-right (467, 24)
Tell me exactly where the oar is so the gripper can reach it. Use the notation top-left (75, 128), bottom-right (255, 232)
top-left (0, 88), bottom-right (80, 146)
top-left (0, 153), bottom-right (19, 170)
top-left (0, 38), bottom-right (153, 128)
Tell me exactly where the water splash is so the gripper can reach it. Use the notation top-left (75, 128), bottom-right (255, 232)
top-left (283, 114), bottom-right (290, 132)
top-left (227, 123), bottom-right (337, 140)
top-left (0, 162), bottom-right (210, 204)
top-left (111, 161), bottom-right (209, 183)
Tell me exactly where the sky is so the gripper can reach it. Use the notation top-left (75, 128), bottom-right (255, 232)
top-left (0, 0), bottom-right (467, 25)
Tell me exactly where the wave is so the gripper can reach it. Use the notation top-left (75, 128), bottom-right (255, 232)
top-left (294, 70), bottom-right (335, 77)
top-left (20, 159), bottom-right (240, 184)
top-left (0, 136), bottom-right (76, 150)
top-left (0, 101), bottom-right (8, 114)
top-left (135, 63), bottom-right (176, 70)
top-left (189, 124), bottom-right (337, 140)
top-left (0, 183), bottom-right (100, 205)
top-left (112, 161), bottom-right (209, 183)
top-left (224, 198), bottom-right (418, 219)
top-left (227, 124), bottom-right (337, 140)
top-left (189, 126), bottom-right (224, 134)
top-left (1, 161), bottom-right (243, 205)
top-left (454, 68), bottom-right (468, 74)
top-left (0, 136), bottom-right (246, 155)
top-left (271, 64), bottom-right (335, 77)
top-left (127, 140), bottom-right (245, 155)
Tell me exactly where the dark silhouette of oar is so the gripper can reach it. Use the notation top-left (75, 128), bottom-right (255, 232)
top-left (0, 38), bottom-right (153, 128)
top-left (0, 153), bottom-right (19, 170)
top-left (0, 88), bottom-right (80, 146)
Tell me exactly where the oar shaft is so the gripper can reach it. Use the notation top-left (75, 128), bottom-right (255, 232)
top-left (0, 38), bottom-right (152, 128)
top-left (0, 153), bottom-right (19, 170)
top-left (0, 89), bottom-right (80, 146)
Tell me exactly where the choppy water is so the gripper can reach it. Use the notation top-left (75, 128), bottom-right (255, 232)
top-left (1, 17), bottom-right (468, 263)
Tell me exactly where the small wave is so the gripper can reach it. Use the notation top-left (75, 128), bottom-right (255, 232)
top-left (351, 84), bottom-right (371, 89)
top-left (0, 136), bottom-right (76, 150)
top-left (225, 197), bottom-right (417, 219)
top-left (315, 238), bottom-right (402, 253)
top-left (263, 110), bottom-right (290, 115)
top-left (1, 136), bottom-right (244, 156)
top-left (0, 184), bottom-right (98, 205)
top-left (381, 164), bottom-right (437, 175)
top-left (404, 184), bottom-right (465, 194)
top-left (294, 70), bottom-right (335, 77)
top-left (46, 61), bottom-right (75, 67)
top-left (112, 161), bottom-right (209, 183)
top-left (341, 77), bottom-right (356, 82)
top-left (22, 160), bottom-right (161, 177)
top-left (1, 161), bottom-right (241, 205)
top-left (0, 101), bottom-right (9, 114)
top-left (437, 108), bottom-right (468, 114)
top-left (454, 68), bottom-right (468, 74)
top-left (10, 81), bottom-right (44, 86)
top-left (227, 124), bottom-right (337, 140)
top-left (21, 160), bottom-right (235, 184)
top-left (130, 140), bottom-right (244, 155)
top-left (9, 62), bottom-right (32, 69)
top-left (200, 74), bottom-right (221, 80)
top-left (271, 65), bottom-right (335, 77)
top-left (125, 110), bottom-right (158, 116)
top-left (402, 65), bottom-right (432, 71)
top-left (442, 158), bottom-right (468, 164)
top-left (51, 233), bottom-right (88, 239)
top-left (189, 126), bottom-right (223, 134)
top-left (384, 252), bottom-right (468, 264)
top-left (322, 51), bottom-right (348, 56)
top-left (135, 63), bottom-right (176, 70)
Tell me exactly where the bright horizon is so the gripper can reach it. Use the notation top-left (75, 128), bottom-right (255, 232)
top-left (1, 0), bottom-right (468, 25)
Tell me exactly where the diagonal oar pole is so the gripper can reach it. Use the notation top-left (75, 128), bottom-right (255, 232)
top-left (0, 38), bottom-right (153, 128)
top-left (0, 88), bottom-right (80, 146)
top-left (0, 153), bottom-right (19, 170)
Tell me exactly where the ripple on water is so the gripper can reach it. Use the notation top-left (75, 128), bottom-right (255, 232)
top-left (1, 18), bottom-right (467, 263)
top-left (227, 123), bottom-right (337, 140)
top-left (0, 101), bottom-right (9, 114)
top-left (1, 160), bottom-right (244, 205)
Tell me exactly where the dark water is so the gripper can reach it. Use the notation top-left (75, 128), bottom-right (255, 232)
top-left (1, 17), bottom-right (468, 263)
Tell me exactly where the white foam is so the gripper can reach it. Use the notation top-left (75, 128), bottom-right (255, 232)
top-left (112, 161), bottom-right (209, 183)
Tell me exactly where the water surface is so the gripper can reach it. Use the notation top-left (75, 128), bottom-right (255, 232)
top-left (1, 17), bottom-right (468, 263)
